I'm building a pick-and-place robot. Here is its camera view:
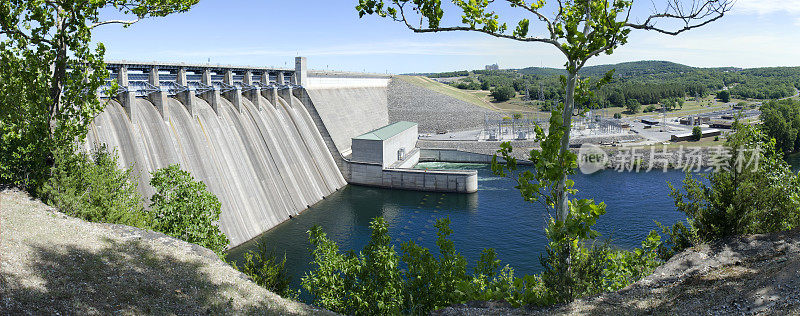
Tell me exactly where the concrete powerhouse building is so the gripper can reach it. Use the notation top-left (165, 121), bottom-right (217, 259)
top-left (352, 121), bottom-right (419, 168)
top-left (348, 121), bottom-right (477, 193)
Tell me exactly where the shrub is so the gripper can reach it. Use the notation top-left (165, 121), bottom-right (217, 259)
top-left (613, 112), bottom-right (622, 119)
top-left (717, 90), bottom-right (730, 103)
top-left (625, 100), bottom-right (641, 114)
top-left (302, 217), bottom-right (403, 315)
top-left (149, 164), bottom-right (229, 256)
top-left (668, 124), bottom-right (800, 242)
top-left (304, 214), bottom-right (664, 314)
top-left (401, 218), bottom-right (468, 312)
top-left (539, 199), bottom-right (610, 303)
top-left (692, 126), bottom-right (702, 141)
top-left (603, 231), bottom-right (663, 290)
top-left (40, 145), bottom-right (150, 228)
top-left (491, 86), bottom-right (516, 102)
top-left (653, 221), bottom-right (694, 260)
top-left (237, 242), bottom-right (294, 298)
top-left (644, 104), bottom-right (658, 112)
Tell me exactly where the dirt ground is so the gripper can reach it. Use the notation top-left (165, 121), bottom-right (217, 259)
top-left (436, 229), bottom-right (800, 315)
top-left (0, 189), bottom-right (335, 315)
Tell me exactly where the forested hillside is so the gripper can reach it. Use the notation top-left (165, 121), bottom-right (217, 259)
top-left (425, 61), bottom-right (800, 109)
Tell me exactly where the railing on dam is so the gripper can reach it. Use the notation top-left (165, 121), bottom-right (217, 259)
top-left (99, 57), bottom-right (309, 121)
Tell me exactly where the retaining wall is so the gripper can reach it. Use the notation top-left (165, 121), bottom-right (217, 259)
top-left (349, 161), bottom-right (478, 193)
top-left (302, 77), bottom-right (390, 156)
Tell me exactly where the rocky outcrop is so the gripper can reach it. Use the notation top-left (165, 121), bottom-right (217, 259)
top-left (434, 228), bottom-right (800, 315)
top-left (0, 189), bottom-right (335, 315)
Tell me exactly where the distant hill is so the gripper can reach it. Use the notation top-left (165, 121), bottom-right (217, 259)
top-left (418, 60), bottom-right (800, 107)
top-left (417, 60), bottom-right (744, 78)
top-left (517, 60), bottom-right (739, 78)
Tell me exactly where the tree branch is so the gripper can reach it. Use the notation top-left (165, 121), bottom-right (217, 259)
top-left (396, 3), bottom-right (561, 47)
top-left (626, 0), bottom-right (732, 36)
top-left (504, 0), bottom-right (553, 32)
top-left (90, 18), bottom-right (141, 29)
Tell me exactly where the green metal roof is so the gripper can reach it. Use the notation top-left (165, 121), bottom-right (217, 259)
top-left (354, 121), bottom-right (417, 141)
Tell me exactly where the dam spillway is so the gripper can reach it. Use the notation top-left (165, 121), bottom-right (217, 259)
top-left (85, 59), bottom-right (355, 247)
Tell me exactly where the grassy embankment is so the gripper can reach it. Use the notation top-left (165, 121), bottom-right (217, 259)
top-left (401, 75), bottom-right (774, 121)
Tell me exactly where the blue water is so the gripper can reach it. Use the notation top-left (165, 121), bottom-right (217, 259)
top-left (227, 164), bottom-right (694, 294)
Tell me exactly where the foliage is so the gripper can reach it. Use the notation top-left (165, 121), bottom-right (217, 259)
top-left (661, 97), bottom-right (684, 111)
top-left (669, 124), bottom-right (800, 242)
top-left (717, 90), bottom-right (731, 103)
top-left (149, 164), bottom-right (229, 256)
top-left (235, 242), bottom-right (294, 298)
top-left (644, 104), bottom-right (658, 113)
top-left (692, 126), bottom-right (702, 141)
top-left (602, 231), bottom-right (663, 290)
top-left (652, 221), bottom-right (694, 260)
top-left (613, 112), bottom-right (622, 119)
top-left (40, 145), bottom-right (150, 228)
top-left (454, 81), bottom-right (482, 90)
top-left (426, 61), bottom-right (800, 109)
top-left (426, 70), bottom-right (470, 78)
top-left (401, 218), bottom-right (469, 312)
top-left (0, 0), bottom-right (197, 192)
top-left (302, 217), bottom-right (403, 315)
top-left (539, 198), bottom-right (607, 302)
top-left (304, 214), bottom-right (667, 314)
top-left (490, 85), bottom-right (516, 101)
top-left (760, 99), bottom-right (800, 155)
top-left (625, 99), bottom-right (641, 114)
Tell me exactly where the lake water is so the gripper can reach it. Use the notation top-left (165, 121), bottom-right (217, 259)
top-left (227, 163), bottom-right (702, 293)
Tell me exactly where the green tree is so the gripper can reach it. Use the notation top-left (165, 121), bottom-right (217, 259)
top-left (625, 99), bottom-right (641, 114)
top-left (40, 145), bottom-right (150, 228)
top-left (149, 164), bottom-right (229, 256)
top-left (692, 126), bottom-right (702, 141)
top-left (0, 0), bottom-right (197, 191)
top-left (661, 97), bottom-right (684, 111)
top-left (302, 217), bottom-right (403, 315)
top-left (760, 99), bottom-right (800, 155)
top-left (669, 124), bottom-right (800, 241)
top-left (356, 0), bottom-right (730, 226)
top-left (237, 242), bottom-right (294, 298)
top-left (717, 90), bottom-right (731, 102)
top-left (491, 85), bottom-right (516, 101)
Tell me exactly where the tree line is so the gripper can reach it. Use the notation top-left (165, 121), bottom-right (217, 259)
top-left (435, 61), bottom-right (800, 106)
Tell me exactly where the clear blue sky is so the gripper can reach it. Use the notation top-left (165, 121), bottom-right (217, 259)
top-left (92, 0), bottom-right (800, 74)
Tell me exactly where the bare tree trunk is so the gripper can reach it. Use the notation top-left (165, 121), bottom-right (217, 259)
top-left (556, 69), bottom-right (577, 222)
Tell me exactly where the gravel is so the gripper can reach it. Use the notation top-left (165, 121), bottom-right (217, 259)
top-left (387, 78), bottom-right (502, 133)
top-left (0, 189), bottom-right (336, 315)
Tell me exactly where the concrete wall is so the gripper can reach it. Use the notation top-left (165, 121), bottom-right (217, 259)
top-left (394, 148), bottom-right (420, 169)
top-left (302, 77), bottom-right (390, 156)
top-left (420, 148), bottom-right (499, 164)
top-left (351, 139), bottom-right (384, 165)
top-left (349, 162), bottom-right (477, 193)
top-left (86, 93), bottom-right (346, 248)
top-left (381, 124), bottom-right (418, 168)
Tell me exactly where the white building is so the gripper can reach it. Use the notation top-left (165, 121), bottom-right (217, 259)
top-left (351, 121), bottom-right (419, 168)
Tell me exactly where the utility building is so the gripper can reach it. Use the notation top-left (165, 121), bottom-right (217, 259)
top-left (351, 121), bottom-right (419, 168)
top-left (348, 121), bottom-right (477, 193)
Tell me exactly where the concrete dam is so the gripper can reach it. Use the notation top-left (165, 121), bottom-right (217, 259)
top-left (86, 58), bottom-right (476, 248)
